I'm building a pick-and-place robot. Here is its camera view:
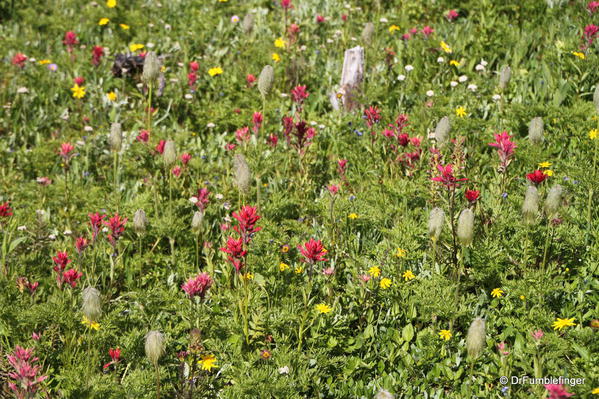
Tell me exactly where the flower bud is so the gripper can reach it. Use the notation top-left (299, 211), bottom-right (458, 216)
top-left (163, 140), bottom-right (177, 166)
top-left (81, 287), bottom-right (101, 322)
top-left (428, 207), bottom-right (445, 241)
top-left (498, 65), bottom-right (511, 90)
top-left (234, 153), bottom-right (251, 195)
top-left (434, 116), bottom-right (451, 145)
top-left (544, 184), bottom-right (563, 216)
top-left (457, 208), bottom-right (475, 246)
top-left (145, 330), bottom-right (165, 366)
top-left (258, 65), bottom-right (274, 97)
top-left (142, 52), bottom-right (160, 84)
top-left (191, 211), bottom-right (204, 233)
top-left (361, 22), bottom-right (375, 45)
top-left (528, 117), bottom-right (544, 145)
top-left (109, 122), bottom-right (122, 152)
top-left (133, 209), bottom-right (148, 234)
top-left (522, 186), bottom-right (539, 225)
top-left (466, 317), bottom-right (486, 360)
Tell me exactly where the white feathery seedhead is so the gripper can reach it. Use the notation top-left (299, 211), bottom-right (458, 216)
top-left (191, 211), bottom-right (204, 233)
top-left (109, 123), bottom-right (122, 152)
top-left (593, 84), bottom-right (599, 114)
top-left (142, 52), bottom-right (161, 84)
top-left (82, 287), bottom-right (102, 322)
top-left (133, 209), bottom-right (148, 234)
top-left (428, 207), bottom-right (445, 241)
top-left (528, 117), bottom-right (544, 145)
top-left (258, 65), bottom-right (274, 97)
top-left (434, 116), bottom-right (451, 144)
top-left (375, 389), bottom-right (395, 399)
top-left (544, 184), bottom-right (563, 216)
top-left (522, 186), bottom-right (539, 225)
top-left (234, 154), bottom-right (251, 194)
top-left (498, 66), bottom-right (511, 90)
top-left (466, 317), bottom-right (486, 359)
top-left (361, 22), bottom-right (375, 44)
top-left (457, 208), bottom-right (475, 246)
top-left (145, 330), bottom-right (165, 365)
top-left (163, 140), bottom-right (177, 166)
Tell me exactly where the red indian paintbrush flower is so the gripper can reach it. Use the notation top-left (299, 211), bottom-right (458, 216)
top-left (91, 46), bottom-right (104, 66)
top-left (431, 164), bottom-right (468, 190)
top-left (280, 0), bottom-right (293, 10)
top-left (543, 384), bottom-right (574, 399)
top-left (11, 53), bottom-right (27, 68)
top-left (103, 347), bottom-right (121, 370)
top-left (220, 236), bottom-right (247, 272)
top-left (465, 189), bottom-right (480, 203)
top-left (59, 142), bottom-right (75, 162)
top-left (0, 202), bottom-right (13, 218)
top-left (298, 238), bottom-right (328, 264)
top-left (7, 346), bottom-right (48, 397)
top-left (88, 213), bottom-right (105, 242)
top-left (52, 251), bottom-right (72, 273)
top-left (291, 85), bottom-right (309, 104)
top-left (63, 31), bottom-right (78, 53)
top-left (364, 106), bottom-right (381, 129)
top-left (526, 170), bottom-right (548, 185)
top-left (246, 74), bottom-right (256, 87)
top-left (75, 236), bottom-right (89, 255)
top-left (137, 130), bottom-right (150, 143)
top-left (155, 140), bottom-right (166, 154)
top-left (446, 9), bottom-right (459, 21)
top-left (181, 153), bottom-right (192, 165)
top-left (104, 213), bottom-right (127, 246)
top-left (193, 188), bottom-right (210, 212)
top-left (16, 277), bottom-right (39, 295)
top-left (252, 112), bottom-right (263, 133)
top-left (232, 205), bottom-right (262, 244)
top-left (61, 269), bottom-right (82, 288)
top-left (181, 272), bottom-right (213, 299)
top-left (488, 131), bottom-right (517, 171)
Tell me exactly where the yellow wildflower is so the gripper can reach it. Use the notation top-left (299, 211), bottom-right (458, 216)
top-left (208, 67), bottom-right (223, 77)
top-left (402, 270), bottom-right (415, 281)
top-left (281, 244), bottom-right (290, 253)
top-left (449, 60), bottom-right (460, 67)
top-left (440, 41), bottom-right (452, 53)
top-left (71, 85), bottom-right (86, 99)
top-left (380, 277), bottom-right (392, 289)
top-left (491, 288), bottom-right (504, 298)
top-left (294, 266), bottom-right (303, 274)
top-left (120, 24), bottom-right (130, 30)
top-left (279, 262), bottom-right (290, 271)
top-left (198, 354), bottom-right (218, 371)
top-left (589, 129), bottom-right (598, 140)
top-left (348, 213), bottom-right (358, 219)
top-left (388, 25), bottom-right (400, 33)
top-left (552, 317), bottom-right (576, 331)
top-left (243, 272), bottom-right (254, 280)
top-left (99, 18), bottom-right (110, 25)
top-left (272, 53), bottom-right (281, 62)
top-left (274, 37), bottom-right (286, 48)
top-left (315, 303), bottom-right (332, 314)
top-left (455, 106), bottom-right (466, 117)
top-left (538, 161), bottom-right (552, 168)
top-left (438, 329), bottom-right (452, 340)
top-left (571, 51), bottom-right (585, 60)
top-left (368, 266), bottom-right (381, 278)
top-left (106, 0), bottom-right (116, 7)
top-left (543, 170), bottom-right (554, 177)
top-left (591, 388), bottom-right (599, 395)
top-left (38, 59), bottom-right (51, 65)
top-left (107, 92), bottom-right (117, 102)
top-left (520, 295), bottom-right (525, 300)
top-left (395, 248), bottom-right (406, 258)
top-left (129, 43), bottom-right (145, 52)
top-left (81, 315), bottom-right (100, 330)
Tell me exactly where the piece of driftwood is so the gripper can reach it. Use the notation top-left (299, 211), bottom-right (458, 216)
top-left (338, 46), bottom-right (364, 111)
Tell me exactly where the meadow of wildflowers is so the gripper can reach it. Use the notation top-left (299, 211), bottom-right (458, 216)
top-left (1, 0), bottom-right (598, 397)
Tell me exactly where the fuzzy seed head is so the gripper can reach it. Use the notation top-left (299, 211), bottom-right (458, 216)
top-left (145, 330), bottom-right (165, 365)
top-left (434, 116), bottom-right (451, 144)
top-left (522, 186), bottom-right (539, 225)
top-left (375, 389), bottom-right (395, 399)
top-left (258, 65), bottom-right (274, 97)
top-left (498, 66), bottom-right (511, 90)
top-left (133, 209), bottom-right (148, 234)
top-left (191, 210), bottom-right (204, 233)
top-left (109, 123), bottom-right (122, 152)
top-left (234, 154), bottom-right (251, 195)
top-left (528, 117), bottom-right (544, 144)
top-left (142, 52), bottom-right (161, 84)
top-left (466, 317), bottom-right (486, 359)
top-left (457, 208), bottom-right (475, 246)
top-left (544, 184), bottom-right (563, 216)
top-left (361, 22), bottom-right (375, 44)
top-left (594, 84), bottom-right (599, 114)
top-left (428, 207), bottom-right (445, 241)
top-left (163, 140), bottom-right (177, 166)
top-left (81, 287), bottom-right (101, 322)
top-left (242, 13), bottom-right (254, 34)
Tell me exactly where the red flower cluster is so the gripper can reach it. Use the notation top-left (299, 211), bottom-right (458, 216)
top-left (281, 116), bottom-right (316, 154)
top-left (0, 202), bottom-right (13, 218)
top-left (103, 348), bottom-right (121, 370)
top-left (181, 272), bottom-right (213, 298)
top-left (52, 251), bottom-right (81, 288)
top-left (364, 106), bottom-right (381, 129)
top-left (88, 212), bottom-right (105, 242)
top-left (465, 189), bottom-right (480, 203)
top-left (488, 131), bottom-right (517, 171)
top-left (75, 236), bottom-right (89, 255)
top-left (431, 164), bottom-right (468, 190)
top-left (91, 46), bottom-right (104, 66)
top-left (193, 188), bottom-right (210, 212)
top-left (526, 170), bottom-right (548, 185)
top-left (63, 31), bottom-right (78, 52)
top-left (104, 213), bottom-right (127, 246)
top-left (7, 346), bottom-right (48, 397)
top-left (291, 85), bottom-right (309, 105)
top-left (298, 238), bottom-right (328, 264)
top-left (11, 53), bottom-right (27, 68)
top-left (221, 236), bottom-right (247, 272)
top-left (16, 277), bottom-right (39, 295)
top-left (220, 205), bottom-right (261, 273)
top-left (59, 142), bottom-right (75, 162)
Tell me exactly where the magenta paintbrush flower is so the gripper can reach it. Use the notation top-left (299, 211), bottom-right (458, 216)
top-left (220, 236), bottom-right (247, 272)
top-left (488, 131), bottom-right (517, 171)
top-left (298, 238), bottom-right (328, 264)
top-left (0, 201), bottom-right (13, 218)
top-left (193, 188), bottom-right (210, 212)
top-left (7, 346), bottom-right (48, 397)
top-left (62, 269), bottom-right (82, 288)
top-left (88, 212), bottom-right (105, 242)
top-left (544, 384), bottom-right (574, 399)
top-left (364, 106), bottom-right (381, 129)
top-left (431, 164), bottom-right (468, 190)
top-left (232, 205), bottom-right (262, 244)
top-left (59, 142), bottom-right (75, 162)
top-left (104, 213), bottom-right (127, 246)
top-left (291, 85), bottom-right (309, 104)
top-left (182, 272), bottom-right (213, 299)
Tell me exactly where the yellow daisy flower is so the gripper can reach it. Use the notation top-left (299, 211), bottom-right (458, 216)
top-left (106, 0), bottom-right (116, 7)
top-left (294, 266), bottom-right (303, 274)
top-left (315, 303), bottom-right (332, 314)
top-left (571, 51), bottom-right (585, 60)
top-left (272, 53), bottom-right (281, 62)
top-left (129, 43), bottom-right (145, 52)
top-left (402, 270), bottom-right (415, 281)
top-left (279, 262), bottom-right (290, 271)
top-left (348, 213), bottom-right (358, 219)
top-left (455, 106), bottom-right (466, 117)
top-left (208, 67), bottom-right (223, 77)
top-left (438, 329), bottom-right (452, 340)
top-left (81, 315), bottom-right (100, 330)
top-left (491, 288), bottom-right (504, 298)
top-left (71, 85), bottom-right (86, 99)
top-left (552, 317), bottom-right (576, 330)
top-left (107, 91), bottom-right (117, 102)
top-left (388, 25), bottom-right (400, 33)
top-left (543, 170), bottom-right (554, 177)
top-left (589, 129), bottom-right (598, 140)
top-left (395, 248), bottom-right (407, 258)
top-left (274, 37), bottom-right (286, 48)
top-left (440, 41), bottom-right (452, 53)
top-left (198, 354), bottom-right (218, 371)
top-left (368, 266), bottom-right (381, 278)
top-left (538, 161), bottom-right (552, 168)
top-left (120, 24), bottom-right (130, 30)
top-left (380, 277), bottom-right (392, 289)
top-left (38, 59), bottom-right (51, 65)
top-left (449, 60), bottom-right (460, 67)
